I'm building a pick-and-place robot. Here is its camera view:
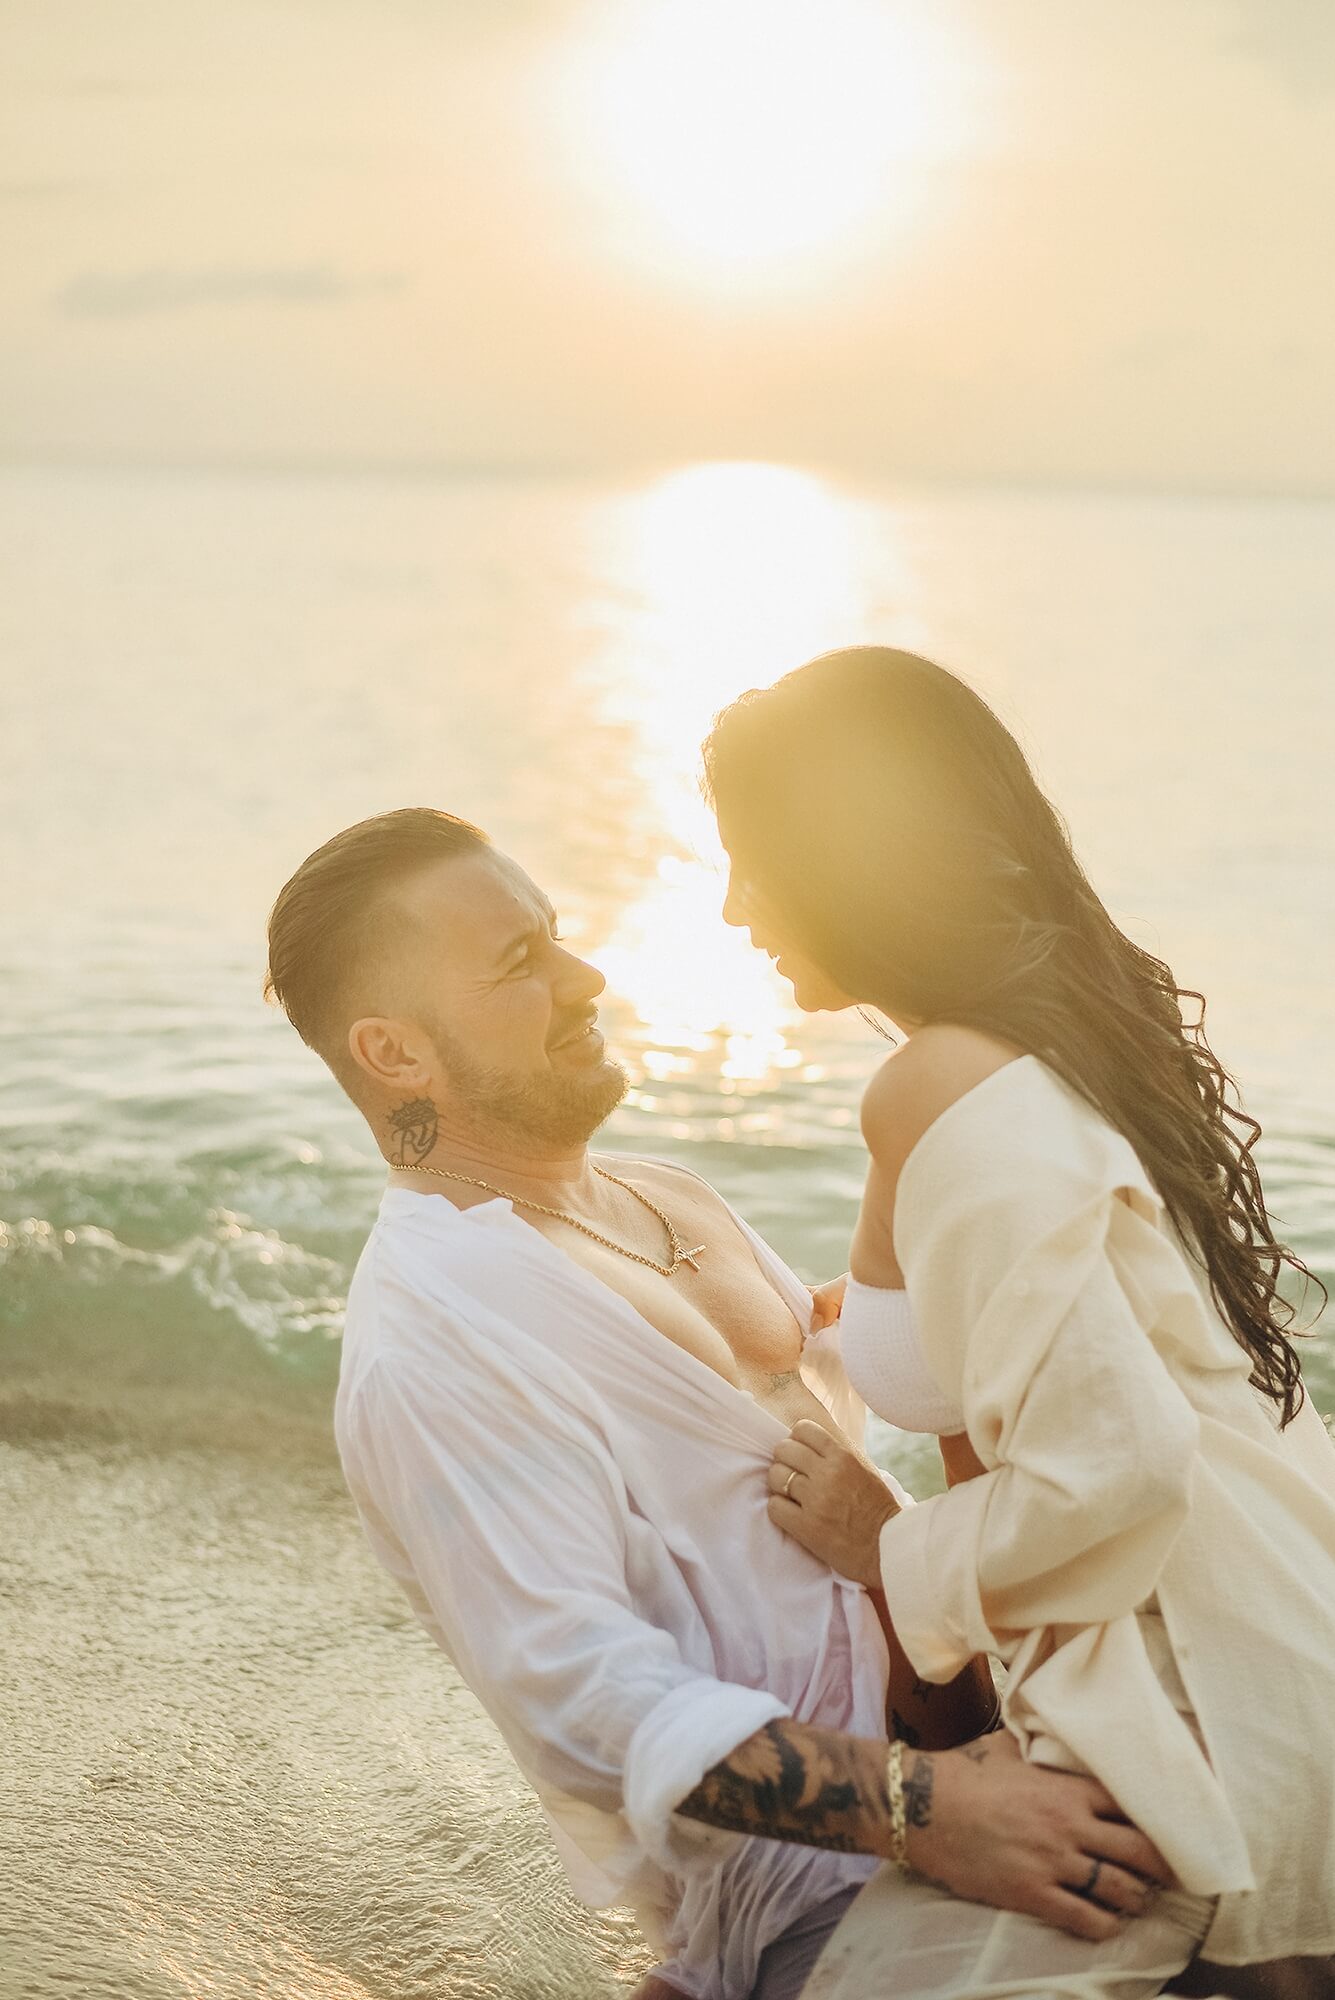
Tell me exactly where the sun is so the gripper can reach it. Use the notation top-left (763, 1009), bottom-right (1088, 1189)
top-left (555, 0), bottom-right (977, 293)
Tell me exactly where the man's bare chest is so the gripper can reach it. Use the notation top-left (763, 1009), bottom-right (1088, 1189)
top-left (587, 1238), bottom-right (801, 1384)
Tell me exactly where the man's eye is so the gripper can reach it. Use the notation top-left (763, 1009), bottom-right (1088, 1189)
top-left (506, 931), bottom-right (562, 974)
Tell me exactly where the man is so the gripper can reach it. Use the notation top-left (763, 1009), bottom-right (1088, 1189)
top-left (263, 807), bottom-right (1171, 2000)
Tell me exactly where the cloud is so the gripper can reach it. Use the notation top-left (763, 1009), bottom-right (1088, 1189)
top-left (59, 78), bottom-right (170, 96)
top-left (54, 263), bottom-right (407, 318)
top-left (0, 178), bottom-right (84, 203)
top-left (1211, 0), bottom-right (1335, 95)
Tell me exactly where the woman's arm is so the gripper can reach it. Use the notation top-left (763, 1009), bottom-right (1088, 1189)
top-left (766, 1425), bottom-right (997, 1746)
top-left (878, 1254), bottom-right (1199, 1682)
top-left (940, 1431), bottom-right (988, 1486)
top-left (865, 1580), bottom-right (999, 1749)
top-left (793, 1277), bottom-right (992, 1740)
top-left (852, 1026), bottom-right (1199, 1679)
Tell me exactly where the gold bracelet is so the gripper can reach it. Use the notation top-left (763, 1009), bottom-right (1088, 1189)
top-left (885, 1738), bottom-right (910, 1874)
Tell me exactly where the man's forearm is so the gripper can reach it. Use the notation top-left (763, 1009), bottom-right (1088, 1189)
top-left (676, 1721), bottom-right (1176, 1950)
top-left (675, 1715), bottom-right (930, 1857)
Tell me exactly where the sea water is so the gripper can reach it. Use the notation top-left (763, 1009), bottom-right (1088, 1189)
top-left (2, 462), bottom-right (1333, 1997)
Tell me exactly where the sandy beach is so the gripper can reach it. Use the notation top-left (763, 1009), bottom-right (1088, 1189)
top-left (0, 1396), bottom-right (652, 2000)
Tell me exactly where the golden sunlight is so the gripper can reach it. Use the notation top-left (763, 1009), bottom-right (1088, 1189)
top-left (556, 0), bottom-right (978, 292)
top-left (592, 462), bottom-right (898, 1062)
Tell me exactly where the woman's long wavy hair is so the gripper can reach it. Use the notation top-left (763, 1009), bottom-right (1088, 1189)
top-left (703, 646), bottom-right (1319, 1424)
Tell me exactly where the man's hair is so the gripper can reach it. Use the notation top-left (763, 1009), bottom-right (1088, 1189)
top-left (263, 807), bottom-right (490, 1086)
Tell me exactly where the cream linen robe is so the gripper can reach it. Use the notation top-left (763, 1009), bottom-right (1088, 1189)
top-left (869, 1056), bottom-right (1335, 1968)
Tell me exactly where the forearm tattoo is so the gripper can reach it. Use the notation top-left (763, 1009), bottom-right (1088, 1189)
top-left (388, 1095), bottom-right (439, 1165)
top-left (676, 1718), bottom-right (890, 1855)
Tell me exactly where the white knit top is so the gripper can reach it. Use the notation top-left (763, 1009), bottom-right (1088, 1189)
top-left (838, 1277), bottom-right (966, 1436)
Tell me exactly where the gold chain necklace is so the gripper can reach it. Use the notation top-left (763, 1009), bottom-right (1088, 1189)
top-left (392, 1160), bottom-right (707, 1278)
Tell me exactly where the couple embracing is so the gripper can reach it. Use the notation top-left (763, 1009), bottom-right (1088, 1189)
top-left (263, 647), bottom-right (1335, 1999)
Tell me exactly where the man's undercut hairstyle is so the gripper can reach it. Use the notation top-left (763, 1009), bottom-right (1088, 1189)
top-left (263, 807), bottom-right (490, 1088)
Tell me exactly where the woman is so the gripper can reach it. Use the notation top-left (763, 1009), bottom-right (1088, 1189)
top-left (702, 647), bottom-right (1335, 1999)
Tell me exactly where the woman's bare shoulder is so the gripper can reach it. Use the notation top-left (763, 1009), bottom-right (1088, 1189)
top-left (860, 1025), bottom-right (1024, 1172)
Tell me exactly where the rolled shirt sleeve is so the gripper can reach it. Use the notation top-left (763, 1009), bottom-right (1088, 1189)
top-left (342, 1352), bottom-right (789, 1874)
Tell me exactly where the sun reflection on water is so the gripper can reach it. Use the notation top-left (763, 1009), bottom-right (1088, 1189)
top-left (589, 461), bottom-right (897, 1087)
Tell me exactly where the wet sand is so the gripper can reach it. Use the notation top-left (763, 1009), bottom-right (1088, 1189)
top-left (0, 1401), bottom-right (652, 2000)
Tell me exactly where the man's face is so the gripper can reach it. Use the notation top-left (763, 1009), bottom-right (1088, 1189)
top-left (385, 849), bottom-right (627, 1149)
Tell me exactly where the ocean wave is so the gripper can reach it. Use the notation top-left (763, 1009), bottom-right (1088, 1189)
top-left (0, 1198), bottom-right (352, 1393)
top-left (2, 1125), bottom-right (1331, 1422)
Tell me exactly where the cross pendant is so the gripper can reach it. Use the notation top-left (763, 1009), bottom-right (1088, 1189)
top-left (678, 1244), bottom-right (705, 1273)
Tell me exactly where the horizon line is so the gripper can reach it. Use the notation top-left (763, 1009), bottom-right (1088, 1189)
top-left (2, 446), bottom-right (1333, 508)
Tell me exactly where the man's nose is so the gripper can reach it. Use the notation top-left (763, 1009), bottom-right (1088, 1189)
top-left (556, 948), bottom-right (606, 1003)
top-left (721, 880), bottom-right (747, 930)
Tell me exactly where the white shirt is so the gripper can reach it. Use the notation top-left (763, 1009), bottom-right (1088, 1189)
top-left (335, 1182), bottom-right (900, 2000)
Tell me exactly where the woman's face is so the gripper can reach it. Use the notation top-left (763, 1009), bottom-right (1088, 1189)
top-left (720, 855), bottom-right (856, 1014)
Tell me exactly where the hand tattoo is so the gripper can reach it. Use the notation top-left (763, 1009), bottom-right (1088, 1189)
top-left (903, 1752), bottom-right (935, 1829)
top-left (388, 1096), bottom-right (439, 1165)
top-left (677, 1718), bottom-right (886, 1856)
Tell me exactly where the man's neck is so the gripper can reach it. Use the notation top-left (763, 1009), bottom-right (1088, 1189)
top-left (384, 1127), bottom-right (603, 1209)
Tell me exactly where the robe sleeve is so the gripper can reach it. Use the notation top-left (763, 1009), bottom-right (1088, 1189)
top-left (340, 1349), bottom-right (789, 1874)
top-left (878, 1191), bottom-right (1201, 1682)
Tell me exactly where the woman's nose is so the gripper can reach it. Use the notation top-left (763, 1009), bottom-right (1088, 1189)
top-left (722, 880), bottom-right (748, 930)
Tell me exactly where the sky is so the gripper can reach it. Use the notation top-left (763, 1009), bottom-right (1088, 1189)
top-left (3, 0), bottom-right (1334, 492)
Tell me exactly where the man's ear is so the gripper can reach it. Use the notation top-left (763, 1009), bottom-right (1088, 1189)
top-left (347, 1015), bottom-right (433, 1093)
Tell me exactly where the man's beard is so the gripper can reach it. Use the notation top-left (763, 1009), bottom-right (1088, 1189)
top-left (431, 1024), bottom-right (629, 1149)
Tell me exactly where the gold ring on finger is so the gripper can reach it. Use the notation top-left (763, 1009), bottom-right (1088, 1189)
top-left (782, 1468), bottom-right (800, 1501)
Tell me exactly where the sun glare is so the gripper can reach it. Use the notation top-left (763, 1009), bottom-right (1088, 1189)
top-left (587, 462), bottom-right (902, 1063)
top-left (556, 0), bottom-right (977, 292)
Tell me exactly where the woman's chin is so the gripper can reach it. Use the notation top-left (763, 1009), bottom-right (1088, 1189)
top-left (772, 952), bottom-right (855, 1014)
top-left (788, 977), bottom-right (856, 1014)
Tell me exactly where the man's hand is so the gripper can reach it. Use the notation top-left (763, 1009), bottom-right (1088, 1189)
top-left (900, 1732), bottom-right (1174, 1943)
top-left (676, 1718), bottom-right (1172, 1947)
top-left (768, 1418), bottom-right (898, 1589)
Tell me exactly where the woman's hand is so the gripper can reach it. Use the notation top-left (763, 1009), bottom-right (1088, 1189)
top-left (807, 1274), bottom-right (848, 1331)
top-left (767, 1419), bottom-right (900, 1588)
